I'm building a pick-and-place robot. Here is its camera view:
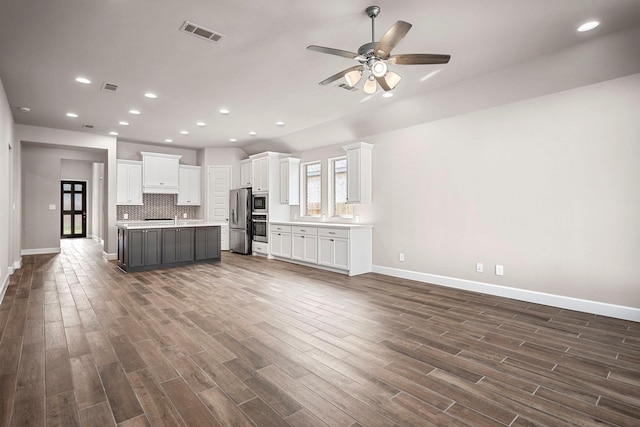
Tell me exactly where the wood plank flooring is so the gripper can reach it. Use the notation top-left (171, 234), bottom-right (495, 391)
top-left (1, 238), bottom-right (639, 426)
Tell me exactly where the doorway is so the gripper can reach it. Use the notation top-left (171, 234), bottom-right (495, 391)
top-left (61, 180), bottom-right (87, 238)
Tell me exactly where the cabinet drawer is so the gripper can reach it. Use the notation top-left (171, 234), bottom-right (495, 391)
top-left (253, 241), bottom-right (269, 254)
top-left (292, 226), bottom-right (318, 236)
top-left (318, 228), bottom-right (349, 239)
top-left (271, 224), bottom-right (292, 233)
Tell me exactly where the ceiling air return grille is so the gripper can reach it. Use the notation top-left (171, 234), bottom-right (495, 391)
top-left (101, 82), bottom-right (118, 92)
top-left (180, 20), bottom-right (224, 43)
top-left (338, 83), bottom-right (358, 92)
top-left (82, 124), bottom-right (94, 129)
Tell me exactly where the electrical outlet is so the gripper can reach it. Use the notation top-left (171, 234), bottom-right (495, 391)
top-left (183, 213), bottom-right (188, 218)
top-left (476, 263), bottom-right (483, 273)
top-left (399, 252), bottom-right (405, 262)
top-left (123, 213), bottom-right (128, 220)
top-left (496, 265), bottom-right (504, 276)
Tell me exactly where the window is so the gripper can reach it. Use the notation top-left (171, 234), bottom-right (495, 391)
top-left (303, 162), bottom-right (322, 217)
top-left (330, 157), bottom-right (353, 218)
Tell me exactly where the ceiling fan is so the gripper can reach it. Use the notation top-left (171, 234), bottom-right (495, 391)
top-left (307, 5), bottom-right (451, 94)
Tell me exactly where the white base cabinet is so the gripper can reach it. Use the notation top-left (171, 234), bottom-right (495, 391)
top-left (292, 226), bottom-right (318, 264)
top-left (270, 225), bottom-right (292, 258)
top-left (318, 228), bottom-right (349, 270)
top-left (269, 222), bottom-right (372, 276)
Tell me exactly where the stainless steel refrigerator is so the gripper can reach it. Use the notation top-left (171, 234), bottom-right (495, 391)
top-left (229, 188), bottom-right (252, 254)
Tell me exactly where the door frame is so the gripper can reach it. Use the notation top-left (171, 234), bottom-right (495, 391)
top-left (207, 165), bottom-right (232, 251)
top-left (60, 180), bottom-right (88, 238)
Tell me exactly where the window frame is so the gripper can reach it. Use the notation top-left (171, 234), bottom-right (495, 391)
top-left (328, 156), bottom-right (354, 219)
top-left (301, 160), bottom-right (322, 218)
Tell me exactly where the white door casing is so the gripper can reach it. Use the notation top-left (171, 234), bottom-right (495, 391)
top-left (207, 165), bottom-right (231, 250)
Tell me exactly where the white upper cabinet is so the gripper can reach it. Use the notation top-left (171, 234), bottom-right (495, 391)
top-left (279, 157), bottom-right (300, 205)
top-left (251, 156), bottom-right (269, 192)
top-left (343, 142), bottom-right (373, 204)
top-left (240, 159), bottom-right (252, 188)
top-left (116, 160), bottom-right (143, 205)
top-left (141, 152), bottom-right (182, 194)
top-left (177, 165), bottom-right (201, 205)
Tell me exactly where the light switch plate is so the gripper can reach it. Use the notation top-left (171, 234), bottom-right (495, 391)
top-left (496, 265), bottom-right (504, 276)
top-left (48, 204), bottom-right (56, 210)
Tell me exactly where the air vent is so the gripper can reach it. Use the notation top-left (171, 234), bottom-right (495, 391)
top-left (82, 124), bottom-right (94, 129)
top-left (101, 82), bottom-right (118, 92)
top-left (338, 83), bottom-right (358, 92)
top-left (180, 20), bottom-right (224, 43)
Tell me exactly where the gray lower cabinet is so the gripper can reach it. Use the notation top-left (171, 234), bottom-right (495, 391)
top-left (117, 228), bottom-right (162, 270)
top-left (195, 226), bottom-right (221, 260)
top-left (117, 225), bottom-right (221, 272)
top-left (162, 227), bottom-right (194, 264)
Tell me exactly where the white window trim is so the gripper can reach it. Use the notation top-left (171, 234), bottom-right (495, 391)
top-left (300, 160), bottom-right (322, 218)
top-left (328, 156), bottom-right (354, 219)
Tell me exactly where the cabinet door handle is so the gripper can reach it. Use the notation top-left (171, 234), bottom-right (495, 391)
top-left (301, 236), bottom-right (305, 239)
top-left (328, 232), bottom-right (336, 235)
top-left (330, 239), bottom-right (334, 242)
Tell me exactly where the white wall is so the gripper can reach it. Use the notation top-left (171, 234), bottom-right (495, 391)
top-left (91, 163), bottom-right (104, 242)
top-left (0, 76), bottom-right (14, 296)
top-left (117, 140), bottom-right (198, 165)
top-left (17, 125), bottom-right (117, 256)
top-left (21, 145), bottom-right (104, 251)
top-left (61, 159), bottom-right (94, 236)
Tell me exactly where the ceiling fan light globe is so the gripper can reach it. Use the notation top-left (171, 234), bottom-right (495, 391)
top-left (363, 77), bottom-right (377, 94)
top-left (371, 60), bottom-right (388, 78)
top-left (384, 71), bottom-right (402, 89)
top-left (344, 70), bottom-right (362, 87)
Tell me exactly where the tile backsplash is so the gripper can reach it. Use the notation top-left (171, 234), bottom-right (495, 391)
top-left (117, 194), bottom-right (200, 220)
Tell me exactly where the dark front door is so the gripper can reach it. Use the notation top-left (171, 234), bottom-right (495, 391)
top-left (61, 181), bottom-right (87, 238)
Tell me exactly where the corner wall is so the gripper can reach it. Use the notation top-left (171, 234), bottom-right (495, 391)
top-left (0, 76), bottom-right (14, 298)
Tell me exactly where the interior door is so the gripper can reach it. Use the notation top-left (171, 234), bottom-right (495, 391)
top-left (61, 180), bottom-right (87, 238)
top-left (208, 166), bottom-right (231, 250)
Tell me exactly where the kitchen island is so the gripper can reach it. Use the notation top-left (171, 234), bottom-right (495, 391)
top-left (116, 220), bottom-right (224, 272)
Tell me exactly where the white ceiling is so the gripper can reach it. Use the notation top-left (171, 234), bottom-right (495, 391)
top-left (1, 0), bottom-right (639, 155)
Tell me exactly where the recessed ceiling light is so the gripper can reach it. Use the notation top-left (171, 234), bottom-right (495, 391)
top-left (275, 121), bottom-right (285, 126)
top-left (66, 112), bottom-right (78, 118)
top-left (144, 92), bottom-right (158, 99)
top-left (196, 122), bottom-right (206, 127)
top-left (75, 77), bottom-right (91, 84)
top-left (165, 139), bottom-right (173, 143)
top-left (229, 138), bottom-right (237, 142)
top-left (109, 131), bottom-right (118, 136)
top-left (219, 108), bottom-right (230, 115)
top-left (382, 92), bottom-right (394, 98)
top-left (118, 121), bottom-right (129, 126)
top-left (129, 109), bottom-right (141, 115)
top-left (180, 130), bottom-right (189, 135)
top-left (249, 131), bottom-right (257, 136)
top-left (578, 21), bottom-right (600, 32)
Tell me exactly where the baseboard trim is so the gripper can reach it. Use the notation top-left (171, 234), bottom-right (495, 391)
top-left (372, 265), bottom-right (640, 322)
top-left (103, 252), bottom-right (117, 261)
top-left (0, 273), bottom-right (9, 305)
top-left (13, 258), bottom-right (22, 271)
top-left (21, 248), bottom-right (61, 256)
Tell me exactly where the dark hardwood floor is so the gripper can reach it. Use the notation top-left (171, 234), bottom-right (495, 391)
top-left (1, 238), bottom-right (639, 426)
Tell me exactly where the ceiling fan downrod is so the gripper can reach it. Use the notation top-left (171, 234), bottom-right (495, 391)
top-left (366, 6), bottom-right (380, 43)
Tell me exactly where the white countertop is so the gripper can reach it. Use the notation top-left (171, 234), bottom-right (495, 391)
top-left (270, 221), bottom-right (372, 229)
top-left (116, 220), bottom-right (226, 229)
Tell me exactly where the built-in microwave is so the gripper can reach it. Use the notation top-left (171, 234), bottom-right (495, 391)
top-left (252, 193), bottom-right (268, 213)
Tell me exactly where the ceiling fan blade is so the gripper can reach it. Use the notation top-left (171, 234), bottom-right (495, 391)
top-left (389, 53), bottom-right (451, 65)
top-left (375, 75), bottom-right (391, 91)
top-left (374, 21), bottom-right (412, 59)
top-left (318, 65), bottom-right (365, 86)
top-left (307, 45), bottom-right (359, 60)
